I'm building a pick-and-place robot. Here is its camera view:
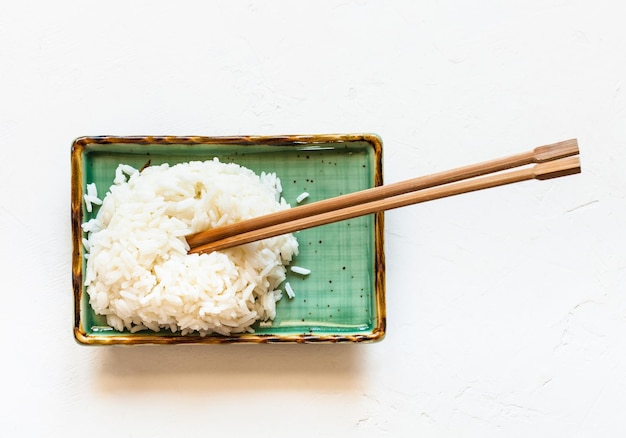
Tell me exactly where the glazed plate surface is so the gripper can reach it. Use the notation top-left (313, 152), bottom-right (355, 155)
top-left (71, 134), bottom-right (385, 344)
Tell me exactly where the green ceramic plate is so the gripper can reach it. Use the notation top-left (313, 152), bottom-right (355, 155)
top-left (71, 134), bottom-right (386, 344)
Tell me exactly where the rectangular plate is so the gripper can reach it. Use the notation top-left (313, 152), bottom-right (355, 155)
top-left (71, 134), bottom-right (386, 344)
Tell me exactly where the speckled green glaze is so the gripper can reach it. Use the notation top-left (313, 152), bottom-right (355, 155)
top-left (71, 134), bottom-right (385, 345)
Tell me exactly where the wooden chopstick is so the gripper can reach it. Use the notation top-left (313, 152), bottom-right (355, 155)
top-left (186, 139), bottom-right (578, 250)
top-left (187, 140), bottom-right (580, 255)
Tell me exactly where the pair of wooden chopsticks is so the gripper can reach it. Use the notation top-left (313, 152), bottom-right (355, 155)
top-left (186, 139), bottom-right (580, 255)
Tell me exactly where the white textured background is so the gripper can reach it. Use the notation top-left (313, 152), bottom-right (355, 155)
top-left (2, 1), bottom-right (625, 436)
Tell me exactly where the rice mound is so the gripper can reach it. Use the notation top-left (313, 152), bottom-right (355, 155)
top-left (82, 159), bottom-right (298, 336)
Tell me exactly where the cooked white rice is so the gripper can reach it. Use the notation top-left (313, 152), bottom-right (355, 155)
top-left (82, 159), bottom-right (299, 336)
top-left (296, 191), bottom-right (310, 204)
top-left (290, 265), bottom-right (311, 276)
top-left (83, 183), bottom-right (102, 213)
top-left (284, 282), bottom-right (295, 299)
